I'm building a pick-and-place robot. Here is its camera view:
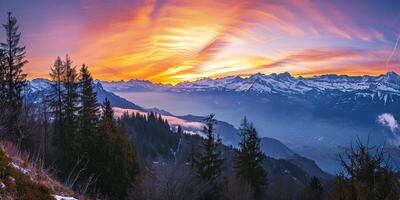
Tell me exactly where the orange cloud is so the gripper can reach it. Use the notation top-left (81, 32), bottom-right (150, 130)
top-left (15, 0), bottom-right (395, 82)
top-left (74, 0), bottom-right (251, 82)
top-left (288, 48), bottom-right (363, 62)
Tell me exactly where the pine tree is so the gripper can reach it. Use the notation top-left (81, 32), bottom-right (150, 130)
top-left (49, 57), bottom-right (64, 125)
top-left (98, 98), bottom-right (139, 199)
top-left (93, 98), bottom-right (115, 196)
top-left (101, 98), bottom-right (115, 134)
top-left (304, 176), bottom-right (323, 200)
top-left (0, 47), bottom-right (5, 123)
top-left (70, 64), bottom-right (102, 188)
top-left (331, 141), bottom-right (400, 200)
top-left (0, 48), bottom-right (5, 104)
top-left (196, 114), bottom-right (224, 199)
top-left (77, 64), bottom-right (99, 154)
top-left (121, 111), bottom-right (178, 161)
top-left (188, 135), bottom-right (197, 169)
top-left (110, 120), bottom-right (139, 199)
top-left (61, 55), bottom-right (79, 175)
top-left (48, 57), bottom-right (66, 169)
top-left (234, 117), bottom-right (267, 199)
top-left (176, 125), bottom-right (184, 135)
top-left (330, 174), bottom-right (353, 200)
top-left (0, 12), bottom-right (27, 141)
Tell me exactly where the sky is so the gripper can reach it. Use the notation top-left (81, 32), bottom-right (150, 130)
top-left (0, 0), bottom-right (400, 84)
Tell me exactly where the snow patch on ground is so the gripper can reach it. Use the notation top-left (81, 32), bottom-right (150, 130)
top-left (53, 195), bottom-right (78, 200)
top-left (10, 162), bottom-right (30, 174)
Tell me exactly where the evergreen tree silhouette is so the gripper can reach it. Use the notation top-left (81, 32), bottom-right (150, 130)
top-left (0, 12), bottom-right (27, 141)
top-left (196, 114), bottom-right (224, 199)
top-left (61, 55), bottom-right (79, 176)
top-left (98, 98), bottom-right (140, 199)
top-left (234, 117), bottom-right (267, 199)
top-left (77, 64), bottom-right (99, 156)
top-left (49, 57), bottom-right (67, 173)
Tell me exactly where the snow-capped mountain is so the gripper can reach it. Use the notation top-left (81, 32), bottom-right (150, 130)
top-left (99, 72), bottom-right (400, 144)
top-left (98, 72), bottom-right (400, 174)
top-left (99, 79), bottom-right (172, 92)
top-left (25, 78), bottom-right (144, 110)
top-left (100, 72), bottom-right (400, 106)
top-left (176, 72), bottom-right (400, 94)
top-left (101, 72), bottom-right (400, 94)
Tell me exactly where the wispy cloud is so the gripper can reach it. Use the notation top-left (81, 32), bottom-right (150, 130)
top-left (2, 0), bottom-right (399, 82)
top-left (377, 113), bottom-right (400, 146)
top-left (378, 113), bottom-right (398, 133)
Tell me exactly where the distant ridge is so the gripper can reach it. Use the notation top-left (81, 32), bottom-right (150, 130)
top-left (25, 78), bottom-right (145, 110)
top-left (101, 71), bottom-right (400, 97)
top-left (100, 71), bottom-right (399, 85)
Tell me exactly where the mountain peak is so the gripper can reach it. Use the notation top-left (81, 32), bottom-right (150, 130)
top-left (252, 72), bottom-right (264, 76)
top-left (276, 72), bottom-right (293, 80)
top-left (380, 71), bottom-right (400, 85)
top-left (385, 71), bottom-right (399, 77)
top-left (249, 72), bottom-right (266, 80)
top-left (31, 77), bottom-right (49, 82)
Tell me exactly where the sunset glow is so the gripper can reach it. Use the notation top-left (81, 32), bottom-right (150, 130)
top-left (1, 0), bottom-right (399, 84)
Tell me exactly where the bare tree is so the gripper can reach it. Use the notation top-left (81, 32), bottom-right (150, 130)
top-left (329, 140), bottom-right (400, 200)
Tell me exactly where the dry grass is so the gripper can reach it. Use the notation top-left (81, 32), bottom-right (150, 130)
top-left (0, 140), bottom-right (81, 199)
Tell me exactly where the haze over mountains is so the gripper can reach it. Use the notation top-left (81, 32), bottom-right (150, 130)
top-left (24, 76), bottom-right (333, 182)
top-left (26, 71), bottom-right (400, 174)
top-left (100, 72), bottom-right (400, 173)
top-left (100, 71), bottom-right (400, 144)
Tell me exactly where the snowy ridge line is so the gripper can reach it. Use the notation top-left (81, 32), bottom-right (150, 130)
top-left (100, 71), bottom-right (400, 95)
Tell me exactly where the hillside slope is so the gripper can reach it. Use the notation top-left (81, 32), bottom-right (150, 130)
top-left (0, 143), bottom-right (79, 200)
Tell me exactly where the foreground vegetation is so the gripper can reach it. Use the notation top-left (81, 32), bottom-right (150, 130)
top-left (0, 147), bottom-right (53, 200)
top-left (0, 12), bottom-right (399, 200)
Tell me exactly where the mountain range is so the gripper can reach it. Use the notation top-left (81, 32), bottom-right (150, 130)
top-left (101, 71), bottom-right (400, 97)
top-left (24, 72), bottom-right (400, 174)
top-left (99, 72), bottom-right (400, 173)
top-left (99, 72), bottom-right (400, 145)
top-left (23, 77), bottom-right (332, 179)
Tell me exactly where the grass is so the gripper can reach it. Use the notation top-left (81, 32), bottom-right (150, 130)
top-left (0, 147), bottom-right (53, 200)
